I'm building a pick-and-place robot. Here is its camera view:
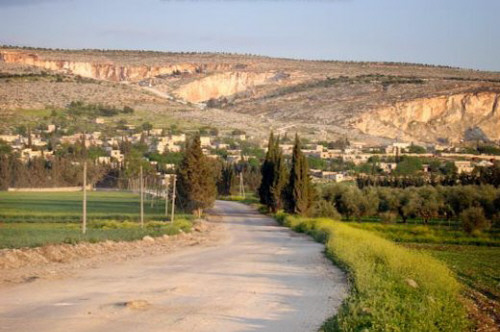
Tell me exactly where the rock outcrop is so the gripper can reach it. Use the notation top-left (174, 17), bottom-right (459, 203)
top-left (173, 71), bottom-right (276, 103)
top-left (0, 50), bottom-right (230, 82)
top-left (355, 91), bottom-right (500, 143)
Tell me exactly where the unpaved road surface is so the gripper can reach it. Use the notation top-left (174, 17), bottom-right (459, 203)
top-left (0, 201), bottom-right (347, 332)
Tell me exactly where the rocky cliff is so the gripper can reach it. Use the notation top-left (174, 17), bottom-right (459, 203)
top-left (0, 50), bottom-right (232, 82)
top-left (355, 91), bottom-right (500, 143)
top-left (173, 71), bottom-right (277, 103)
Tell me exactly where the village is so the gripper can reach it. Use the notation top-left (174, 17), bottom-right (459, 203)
top-left (1, 114), bottom-right (499, 186)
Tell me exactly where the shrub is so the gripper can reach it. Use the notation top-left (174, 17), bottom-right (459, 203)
top-left (379, 211), bottom-right (397, 223)
top-left (312, 200), bottom-right (342, 219)
top-left (461, 206), bottom-right (491, 234)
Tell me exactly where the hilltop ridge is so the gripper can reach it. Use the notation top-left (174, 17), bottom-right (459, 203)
top-left (1, 47), bottom-right (500, 144)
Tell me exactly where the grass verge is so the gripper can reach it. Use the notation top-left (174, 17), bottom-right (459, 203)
top-left (274, 213), bottom-right (469, 331)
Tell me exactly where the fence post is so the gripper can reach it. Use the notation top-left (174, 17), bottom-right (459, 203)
top-left (171, 174), bottom-right (176, 223)
top-left (82, 161), bottom-right (87, 234)
top-left (140, 165), bottom-right (144, 228)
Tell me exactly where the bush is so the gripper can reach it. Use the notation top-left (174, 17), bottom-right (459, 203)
top-left (312, 200), bottom-right (342, 219)
top-left (461, 206), bottom-right (491, 234)
top-left (379, 211), bottom-right (397, 223)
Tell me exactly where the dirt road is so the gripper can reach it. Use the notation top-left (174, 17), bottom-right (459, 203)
top-left (0, 201), bottom-right (347, 332)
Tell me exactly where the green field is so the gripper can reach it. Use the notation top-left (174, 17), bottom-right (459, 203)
top-left (347, 222), bottom-right (500, 246)
top-left (0, 191), bottom-right (192, 248)
top-left (0, 191), bottom-right (175, 223)
top-left (349, 222), bottom-right (500, 330)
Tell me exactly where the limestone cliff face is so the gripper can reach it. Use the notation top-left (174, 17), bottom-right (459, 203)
top-left (355, 92), bottom-right (500, 142)
top-left (0, 51), bottom-right (230, 82)
top-left (173, 71), bottom-right (276, 103)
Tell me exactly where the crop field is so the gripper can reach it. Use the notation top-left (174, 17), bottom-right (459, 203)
top-left (349, 222), bottom-right (500, 330)
top-left (0, 191), bottom-right (192, 249)
top-left (0, 191), bottom-right (173, 223)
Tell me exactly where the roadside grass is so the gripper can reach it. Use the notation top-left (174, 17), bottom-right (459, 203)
top-left (0, 191), bottom-right (189, 223)
top-left (274, 213), bottom-right (469, 332)
top-left (0, 219), bottom-right (192, 249)
top-left (347, 222), bottom-right (500, 246)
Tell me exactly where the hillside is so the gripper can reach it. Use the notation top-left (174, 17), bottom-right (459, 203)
top-left (1, 47), bottom-right (500, 144)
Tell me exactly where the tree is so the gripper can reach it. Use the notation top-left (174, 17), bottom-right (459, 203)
top-left (177, 134), bottom-right (216, 218)
top-left (217, 162), bottom-right (234, 196)
top-left (258, 132), bottom-right (275, 206)
top-left (285, 134), bottom-right (314, 216)
top-left (413, 186), bottom-right (443, 224)
top-left (142, 122), bottom-right (153, 136)
top-left (394, 157), bottom-right (423, 175)
top-left (258, 132), bottom-right (288, 212)
top-left (461, 206), bottom-right (490, 234)
top-left (396, 188), bottom-right (417, 223)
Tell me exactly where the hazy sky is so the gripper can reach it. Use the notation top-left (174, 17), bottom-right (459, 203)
top-left (0, 0), bottom-right (499, 71)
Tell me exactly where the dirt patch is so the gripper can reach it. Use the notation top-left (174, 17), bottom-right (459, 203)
top-left (0, 220), bottom-right (224, 287)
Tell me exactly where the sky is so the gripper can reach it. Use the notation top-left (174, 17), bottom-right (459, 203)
top-left (0, 0), bottom-right (499, 71)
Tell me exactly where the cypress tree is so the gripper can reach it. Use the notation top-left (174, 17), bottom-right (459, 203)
top-left (258, 132), bottom-right (287, 212)
top-left (269, 136), bottom-right (288, 212)
top-left (285, 134), bottom-right (314, 216)
top-left (177, 134), bottom-right (216, 218)
top-left (217, 161), bottom-right (234, 196)
top-left (258, 132), bottom-right (275, 207)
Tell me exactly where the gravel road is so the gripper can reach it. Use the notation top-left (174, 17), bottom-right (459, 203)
top-left (0, 201), bottom-right (347, 332)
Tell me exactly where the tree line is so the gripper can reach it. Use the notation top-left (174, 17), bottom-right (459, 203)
top-left (356, 164), bottom-right (500, 189)
top-left (315, 183), bottom-right (499, 233)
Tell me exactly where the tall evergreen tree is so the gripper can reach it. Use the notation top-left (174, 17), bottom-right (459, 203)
top-left (285, 134), bottom-right (314, 216)
top-left (258, 132), bottom-right (288, 212)
top-left (177, 134), bottom-right (216, 218)
top-left (258, 132), bottom-right (276, 207)
top-left (217, 161), bottom-right (234, 196)
top-left (269, 137), bottom-right (288, 212)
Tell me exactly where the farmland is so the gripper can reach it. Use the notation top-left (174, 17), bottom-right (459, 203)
top-left (0, 191), bottom-right (192, 248)
top-left (337, 222), bottom-right (500, 330)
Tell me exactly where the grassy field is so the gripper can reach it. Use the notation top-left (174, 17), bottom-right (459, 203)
top-left (345, 222), bottom-right (500, 330)
top-left (274, 213), bottom-right (468, 332)
top-left (347, 222), bottom-right (500, 246)
top-left (0, 191), bottom-right (193, 248)
top-left (0, 191), bottom-right (177, 223)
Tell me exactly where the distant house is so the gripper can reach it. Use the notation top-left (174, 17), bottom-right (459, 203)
top-left (46, 124), bottom-right (56, 133)
top-left (0, 135), bottom-right (18, 143)
top-left (200, 136), bottom-right (211, 147)
top-left (379, 162), bottom-right (398, 173)
top-left (97, 156), bottom-right (111, 164)
top-left (110, 150), bottom-right (124, 163)
top-left (322, 171), bottom-right (345, 182)
top-left (455, 161), bottom-right (474, 174)
top-left (150, 129), bottom-right (163, 136)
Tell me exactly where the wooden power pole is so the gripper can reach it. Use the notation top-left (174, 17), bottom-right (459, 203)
top-left (164, 176), bottom-right (170, 217)
top-left (171, 174), bottom-right (177, 223)
top-left (82, 161), bottom-right (87, 234)
top-left (140, 165), bottom-right (144, 228)
top-left (239, 172), bottom-right (245, 198)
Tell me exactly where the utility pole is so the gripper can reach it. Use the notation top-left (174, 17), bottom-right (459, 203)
top-left (82, 161), bottom-right (87, 234)
top-left (140, 165), bottom-right (144, 228)
top-left (164, 176), bottom-right (170, 217)
top-left (239, 172), bottom-right (245, 198)
top-left (171, 174), bottom-right (177, 223)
